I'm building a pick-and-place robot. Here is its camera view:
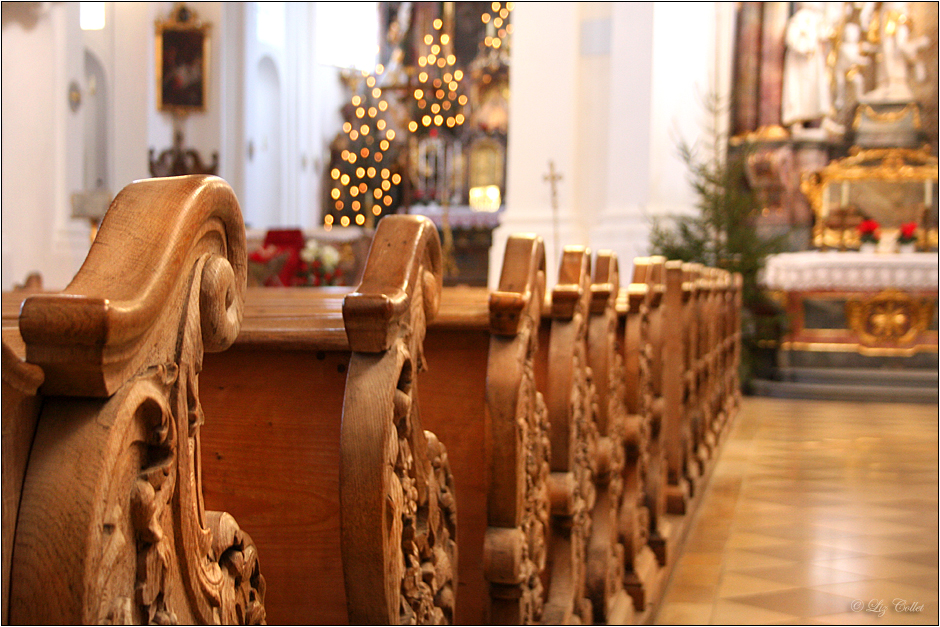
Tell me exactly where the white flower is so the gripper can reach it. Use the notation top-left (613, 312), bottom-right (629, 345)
top-left (300, 240), bottom-right (320, 263)
top-left (319, 244), bottom-right (340, 270)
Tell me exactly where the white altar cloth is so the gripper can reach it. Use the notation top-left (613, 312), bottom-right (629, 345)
top-left (761, 251), bottom-right (939, 291)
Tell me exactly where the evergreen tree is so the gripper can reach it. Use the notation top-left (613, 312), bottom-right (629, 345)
top-left (649, 95), bottom-right (788, 387)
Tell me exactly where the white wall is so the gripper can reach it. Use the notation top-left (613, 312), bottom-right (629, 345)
top-left (1, 2), bottom-right (229, 290)
top-left (494, 1), bottom-right (582, 285)
top-left (1, 1), bottom-right (732, 291)
top-left (490, 1), bottom-right (736, 287)
top-left (2, 3), bottom-right (87, 290)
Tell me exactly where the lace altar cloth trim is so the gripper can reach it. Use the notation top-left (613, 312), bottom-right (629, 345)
top-left (761, 251), bottom-right (939, 291)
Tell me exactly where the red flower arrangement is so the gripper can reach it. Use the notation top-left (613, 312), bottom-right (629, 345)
top-left (247, 230), bottom-right (346, 287)
top-left (858, 219), bottom-right (880, 244)
top-left (898, 221), bottom-right (918, 245)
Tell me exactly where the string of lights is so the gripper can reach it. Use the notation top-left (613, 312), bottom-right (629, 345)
top-left (408, 17), bottom-right (468, 134)
top-left (325, 70), bottom-right (403, 229)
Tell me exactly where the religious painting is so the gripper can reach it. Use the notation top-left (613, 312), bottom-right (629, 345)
top-left (156, 5), bottom-right (210, 113)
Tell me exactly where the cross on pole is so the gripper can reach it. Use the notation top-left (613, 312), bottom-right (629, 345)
top-left (544, 160), bottom-right (562, 262)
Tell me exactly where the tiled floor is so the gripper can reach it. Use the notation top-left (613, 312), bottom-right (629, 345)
top-left (655, 397), bottom-right (938, 625)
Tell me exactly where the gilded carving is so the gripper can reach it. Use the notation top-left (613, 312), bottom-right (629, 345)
top-left (800, 147), bottom-right (938, 249)
top-left (846, 289), bottom-right (934, 346)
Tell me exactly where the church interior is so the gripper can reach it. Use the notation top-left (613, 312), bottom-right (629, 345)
top-left (1, 2), bottom-right (938, 625)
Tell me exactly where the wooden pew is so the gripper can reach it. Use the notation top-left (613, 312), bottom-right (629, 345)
top-left (584, 251), bottom-right (635, 625)
top-left (424, 244), bottom-right (637, 626)
top-left (685, 264), bottom-right (710, 484)
top-left (398, 239), bottom-right (636, 625)
top-left (662, 263), bottom-right (741, 517)
top-left (662, 260), bottom-right (693, 515)
top-left (418, 234), bottom-right (551, 624)
top-left (728, 273), bottom-right (744, 415)
top-left (718, 270), bottom-right (743, 431)
top-left (5, 175), bottom-right (266, 624)
top-left (198, 214), bottom-right (456, 625)
top-left (628, 256), bottom-right (670, 568)
top-left (616, 258), bottom-right (666, 612)
top-left (201, 234), bottom-right (621, 625)
top-left (1, 332), bottom-right (43, 624)
top-left (531, 246), bottom-right (598, 625)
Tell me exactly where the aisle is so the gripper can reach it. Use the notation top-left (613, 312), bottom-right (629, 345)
top-left (655, 397), bottom-right (939, 625)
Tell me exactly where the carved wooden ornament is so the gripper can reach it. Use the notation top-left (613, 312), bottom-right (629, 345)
top-left (340, 215), bottom-right (457, 625)
top-left (584, 251), bottom-right (631, 622)
top-left (483, 234), bottom-right (551, 624)
top-left (11, 175), bottom-right (265, 624)
top-left (631, 256), bottom-right (668, 566)
top-left (543, 246), bottom-right (597, 625)
top-left (619, 267), bottom-right (659, 610)
top-left (663, 260), bottom-right (692, 515)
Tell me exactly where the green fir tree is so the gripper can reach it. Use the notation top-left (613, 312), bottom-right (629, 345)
top-left (649, 95), bottom-right (788, 388)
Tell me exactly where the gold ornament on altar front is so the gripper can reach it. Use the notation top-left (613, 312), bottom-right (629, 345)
top-left (845, 289), bottom-right (934, 346)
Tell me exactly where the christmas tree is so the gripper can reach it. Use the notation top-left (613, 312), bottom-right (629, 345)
top-left (326, 70), bottom-right (403, 229)
top-left (408, 17), bottom-right (468, 135)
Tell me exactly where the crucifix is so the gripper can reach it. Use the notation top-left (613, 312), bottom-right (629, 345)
top-left (544, 160), bottom-right (562, 261)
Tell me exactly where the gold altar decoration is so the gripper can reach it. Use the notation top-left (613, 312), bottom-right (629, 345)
top-left (852, 103), bottom-right (923, 130)
top-left (845, 289), bottom-right (935, 347)
top-left (801, 147), bottom-right (938, 249)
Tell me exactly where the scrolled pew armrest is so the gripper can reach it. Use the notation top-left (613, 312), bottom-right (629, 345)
top-left (340, 215), bottom-right (457, 624)
top-left (9, 175), bottom-right (264, 625)
top-left (19, 175), bottom-right (246, 397)
top-left (484, 234), bottom-right (550, 623)
top-left (343, 215), bottom-right (442, 353)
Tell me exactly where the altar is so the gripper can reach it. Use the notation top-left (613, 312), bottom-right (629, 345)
top-left (762, 251), bottom-right (938, 357)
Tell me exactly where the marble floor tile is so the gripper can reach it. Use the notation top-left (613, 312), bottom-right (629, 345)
top-left (716, 572), bottom-right (799, 598)
top-left (709, 599), bottom-right (799, 624)
top-left (735, 563), bottom-right (874, 587)
top-left (653, 397), bottom-right (938, 626)
top-left (728, 587), bottom-right (859, 617)
top-left (654, 601), bottom-right (714, 625)
top-left (819, 556), bottom-right (937, 579)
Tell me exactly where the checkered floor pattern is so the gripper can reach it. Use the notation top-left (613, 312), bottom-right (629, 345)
top-left (656, 396), bottom-right (938, 625)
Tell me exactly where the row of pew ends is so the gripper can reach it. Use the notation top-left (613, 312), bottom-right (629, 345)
top-left (2, 175), bottom-right (742, 625)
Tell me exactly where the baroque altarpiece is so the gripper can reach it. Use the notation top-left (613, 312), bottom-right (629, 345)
top-left (732, 2), bottom-right (939, 364)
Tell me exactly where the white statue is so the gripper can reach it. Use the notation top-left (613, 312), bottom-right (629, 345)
top-left (782, 3), bottom-right (833, 131)
top-left (833, 22), bottom-right (871, 108)
top-left (859, 1), bottom-right (929, 102)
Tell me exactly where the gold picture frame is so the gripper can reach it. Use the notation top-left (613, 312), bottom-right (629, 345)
top-left (156, 4), bottom-right (210, 114)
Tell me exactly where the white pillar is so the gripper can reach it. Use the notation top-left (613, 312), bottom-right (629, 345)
top-left (493, 2), bottom-right (735, 288)
top-left (491, 1), bottom-right (582, 286)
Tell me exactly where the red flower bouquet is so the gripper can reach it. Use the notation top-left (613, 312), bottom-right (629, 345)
top-left (858, 219), bottom-right (880, 244)
top-left (898, 221), bottom-right (918, 245)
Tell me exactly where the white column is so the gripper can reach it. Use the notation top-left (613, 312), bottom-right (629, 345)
top-left (490, 1), bottom-right (582, 286)
top-left (493, 2), bottom-right (736, 288)
top-left (590, 2), bottom-right (656, 271)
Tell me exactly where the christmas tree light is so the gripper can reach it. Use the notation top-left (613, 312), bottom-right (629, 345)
top-left (326, 69), bottom-right (403, 229)
top-left (407, 18), bottom-right (468, 135)
top-left (481, 2), bottom-right (513, 51)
